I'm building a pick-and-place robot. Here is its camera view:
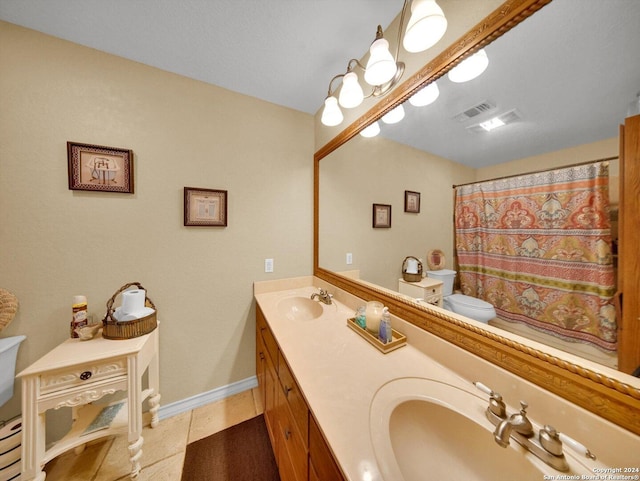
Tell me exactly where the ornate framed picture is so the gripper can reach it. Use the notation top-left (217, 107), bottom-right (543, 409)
top-left (67, 142), bottom-right (134, 193)
top-left (372, 203), bottom-right (392, 228)
top-left (184, 187), bottom-right (228, 227)
top-left (404, 190), bottom-right (420, 213)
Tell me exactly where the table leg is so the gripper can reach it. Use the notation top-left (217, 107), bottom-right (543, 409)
top-left (21, 377), bottom-right (47, 481)
top-left (128, 435), bottom-right (144, 478)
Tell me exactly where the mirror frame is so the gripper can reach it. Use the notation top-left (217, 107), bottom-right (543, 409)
top-left (314, 0), bottom-right (640, 435)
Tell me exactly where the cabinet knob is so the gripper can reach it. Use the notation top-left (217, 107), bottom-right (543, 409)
top-left (284, 385), bottom-right (292, 397)
top-left (284, 429), bottom-right (291, 440)
top-left (80, 371), bottom-right (92, 381)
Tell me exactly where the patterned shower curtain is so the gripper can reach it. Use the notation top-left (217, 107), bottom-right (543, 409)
top-left (454, 162), bottom-right (617, 351)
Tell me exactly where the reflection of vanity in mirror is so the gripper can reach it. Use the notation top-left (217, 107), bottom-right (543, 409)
top-left (315, 0), bottom-right (640, 436)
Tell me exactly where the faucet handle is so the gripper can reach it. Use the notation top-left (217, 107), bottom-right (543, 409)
top-left (473, 381), bottom-right (506, 419)
top-left (540, 425), bottom-right (596, 460)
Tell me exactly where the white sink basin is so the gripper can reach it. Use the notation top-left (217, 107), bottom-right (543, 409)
top-left (369, 378), bottom-right (585, 481)
top-left (277, 296), bottom-right (325, 321)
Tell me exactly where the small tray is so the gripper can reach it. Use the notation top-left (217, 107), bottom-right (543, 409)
top-left (346, 318), bottom-right (407, 354)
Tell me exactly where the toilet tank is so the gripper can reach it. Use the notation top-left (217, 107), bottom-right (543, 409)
top-left (426, 269), bottom-right (456, 296)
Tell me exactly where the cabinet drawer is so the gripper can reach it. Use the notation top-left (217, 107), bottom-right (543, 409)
top-left (277, 387), bottom-right (308, 481)
top-left (257, 307), bottom-right (279, 367)
top-left (40, 358), bottom-right (127, 395)
top-left (277, 355), bottom-right (308, 445)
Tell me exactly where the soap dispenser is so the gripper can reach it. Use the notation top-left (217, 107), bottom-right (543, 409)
top-left (378, 307), bottom-right (392, 344)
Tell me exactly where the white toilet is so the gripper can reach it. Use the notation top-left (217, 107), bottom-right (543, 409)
top-left (426, 269), bottom-right (496, 323)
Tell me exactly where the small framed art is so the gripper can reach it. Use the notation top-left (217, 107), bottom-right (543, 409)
top-left (372, 203), bottom-right (392, 228)
top-left (404, 190), bottom-right (420, 213)
top-left (67, 142), bottom-right (134, 193)
top-left (184, 187), bottom-right (228, 227)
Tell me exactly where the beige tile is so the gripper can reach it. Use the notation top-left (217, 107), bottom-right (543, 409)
top-left (129, 451), bottom-right (186, 481)
top-left (188, 389), bottom-right (258, 443)
top-left (95, 411), bottom-right (191, 481)
top-left (44, 437), bottom-right (114, 481)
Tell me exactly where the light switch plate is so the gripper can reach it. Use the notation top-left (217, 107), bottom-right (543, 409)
top-left (346, 253), bottom-right (353, 265)
top-left (265, 258), bottom-right (274, 273)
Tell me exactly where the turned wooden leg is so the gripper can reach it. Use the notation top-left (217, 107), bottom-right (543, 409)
top-left (149, 391), bottom-right (161, 428)
top-left (128, 435), bottom-right (144, 478)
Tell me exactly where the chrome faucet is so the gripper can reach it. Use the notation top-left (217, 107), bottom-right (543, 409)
top-left (310, 288), bottom-right (333, 305)
top-left (494, 401), bottom-right (534, 447)
top-left (474, 381), bottom-right (596, 472)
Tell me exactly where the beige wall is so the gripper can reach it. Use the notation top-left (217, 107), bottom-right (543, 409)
top-left (0, 21), bottom-right (314, 420)
top-left (319, 134), bottom-right (475, 290)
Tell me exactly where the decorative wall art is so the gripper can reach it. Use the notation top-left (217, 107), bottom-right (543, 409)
top-left (67, 142), bottom-right (134, 193)
top-left (184, 187), bottom-right (228, 227)
top-left (404, 190), bottom-right (420, 213)
top-left (372, 203), bottom-right (391, 228)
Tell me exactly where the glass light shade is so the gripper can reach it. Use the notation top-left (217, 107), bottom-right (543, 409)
top-left (364, 38), bottom-right (397, 86)
top-left (321, 96), bottom-right (343, 126)
top-left (360, 121), bottom-right (380, 138)
top-left (409, 82), bottom-right (439, 107)
top-left (403, 0), bottom-right (447, 53)
top-left (447, 49), bottom-right (489, 83)
top-left (339, 72), bottom-right (365, 108)
top-left (381, 104), bottom-right (405, 124)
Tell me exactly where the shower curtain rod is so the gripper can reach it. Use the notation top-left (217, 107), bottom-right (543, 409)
top-left (452, 155), bottom-right (618, 189)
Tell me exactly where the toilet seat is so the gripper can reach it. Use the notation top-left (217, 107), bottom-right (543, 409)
top-left (446, 293), bottom-right (494, 311)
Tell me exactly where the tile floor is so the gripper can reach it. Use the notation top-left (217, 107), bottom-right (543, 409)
top-left (42, 387), bottom-right (265, 481)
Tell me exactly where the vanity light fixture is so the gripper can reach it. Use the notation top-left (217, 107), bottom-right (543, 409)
top-left (448, 48), bottom-right (489, 83)
top-left (360, 121), bottom-right (381, 137)
top-left (321, 0), bottom-right (448, 126)
top-left (320, 96), bottom-right (344, 126)
top-left (403, 0), bottom-right (448, 53)
top-left (409, 81), bottom-right (439, 107)
top-left (381, 104), bottom-right (406, 124)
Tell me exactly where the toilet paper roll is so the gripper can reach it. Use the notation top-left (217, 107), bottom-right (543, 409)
top-left (114, 306), bottom-right (155, 322)
top-left (121, 289), bottom-right (145, 314)
top-left (406, 258), bottom-right (418, 274)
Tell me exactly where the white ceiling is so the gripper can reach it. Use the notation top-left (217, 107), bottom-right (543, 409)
top-left (1, 0), bottom-right (640, 167)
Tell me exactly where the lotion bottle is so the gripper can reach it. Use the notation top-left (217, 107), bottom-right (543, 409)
top-left (378, 307), bottom-right (392, 344)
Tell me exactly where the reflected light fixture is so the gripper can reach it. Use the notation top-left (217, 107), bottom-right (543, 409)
top-left (448, 49), bottom-right (489, 83)
top-left (409, 81), bottom-right (439, 107)
top-left (381, 104), bottom-right (405, 124)
top-left (479, 117), bottom-right (505, 131)
top-left (403, 0), bottom-right (447, 53)
top-left (321, 0), bottom-right (447, 127)
top-left (360, 121), bottom-right (381, 137)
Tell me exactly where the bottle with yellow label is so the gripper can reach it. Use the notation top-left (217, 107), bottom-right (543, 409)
top-left (71, 295), bottom-right (88, 338)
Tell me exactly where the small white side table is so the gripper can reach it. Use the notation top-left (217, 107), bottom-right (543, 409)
top-left (18, 327), bottom-right (160, 481)
top-left (398, 277), bottom-right (444, 307)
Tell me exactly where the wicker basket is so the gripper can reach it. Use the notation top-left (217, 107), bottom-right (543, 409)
top-left (402, 256), bottom-right (423, 282)
top-left (102, 282), bottom-right (157, 340)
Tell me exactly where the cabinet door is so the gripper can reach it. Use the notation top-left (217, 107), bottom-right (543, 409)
top-left (309, 415), bottom-right (345, 481)
top-left (276, 385), bottom-right (308, 481)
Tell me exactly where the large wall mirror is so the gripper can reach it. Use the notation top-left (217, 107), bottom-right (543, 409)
top-left (314, 0), bottom-right (640, 435)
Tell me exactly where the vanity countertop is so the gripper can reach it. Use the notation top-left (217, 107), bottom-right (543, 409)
top-left (254, 277), bottom-right (636, 480)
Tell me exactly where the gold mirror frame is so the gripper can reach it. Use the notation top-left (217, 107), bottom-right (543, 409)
top-left (313, 0), bottom-right (640, 435)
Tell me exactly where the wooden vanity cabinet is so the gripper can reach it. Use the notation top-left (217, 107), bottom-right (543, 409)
top-left (256, 306), bottom-right (346, 481)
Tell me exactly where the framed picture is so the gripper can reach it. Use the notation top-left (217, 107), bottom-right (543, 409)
top-left (404, 190), bottom-right (420, 213)
top-left (67, 142), bottom-right (134, 193)
top-left (372, 203), bottom-right (392, 228)
top-left (184, 187), bottom-right (228, 227)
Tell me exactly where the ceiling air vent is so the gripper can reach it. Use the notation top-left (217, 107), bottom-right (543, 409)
top-left (454, 101), bottom-right (496, 122)
top-left (466, 109), bottom-right (522, 133)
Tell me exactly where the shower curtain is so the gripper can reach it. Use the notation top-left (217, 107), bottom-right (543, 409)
top-left (454, 161), bottom-right (617, 351)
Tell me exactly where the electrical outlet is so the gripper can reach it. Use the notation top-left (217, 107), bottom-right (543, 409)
top-left (265, 258), bottom-right (274, 273)
top-left (346, 253), bottom-right (353, 265)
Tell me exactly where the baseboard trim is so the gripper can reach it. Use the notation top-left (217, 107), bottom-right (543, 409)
top-left (158, 376), bottom-right (258, 420)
